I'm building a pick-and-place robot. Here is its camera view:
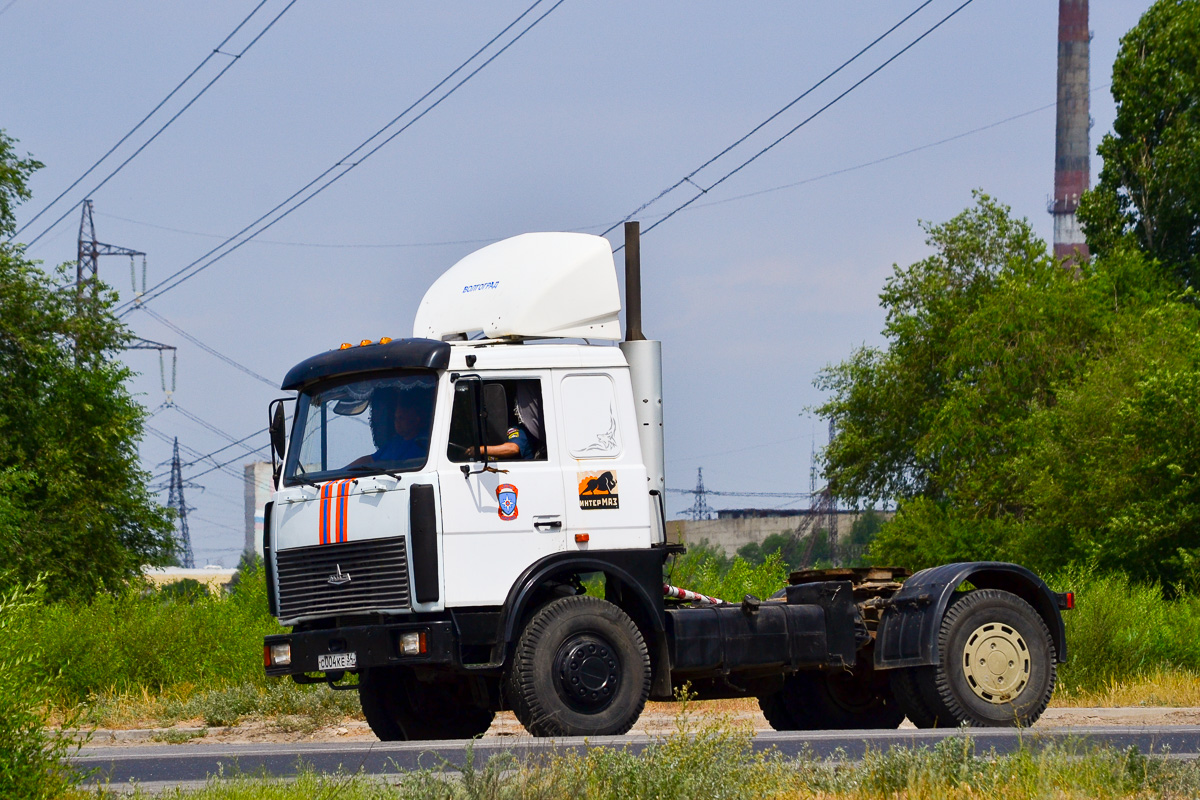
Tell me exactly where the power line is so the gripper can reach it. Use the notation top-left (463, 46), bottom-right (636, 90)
top-left (149, 425), bottom-right (268, 480)
top-left (13, 0), bottom-right (274, 240)
top-left (146, 425), bottom-right (246, 481)
top-left (16, 0), bottom-right (297, 248)
top-left (138, 306), bottom-right (276, 388)
top-left (170, 402), bottom-right (262, 455)
top-left (95, 88), bottom-right (1094, 254)
top-left (603, 0), bottom-right (936, 237)
top-left (637, 0), bottom-right (979, 240)
top-left (184, 442), bottom-right (271, 482)
top-left (114, 0), bottom-right (567, 316)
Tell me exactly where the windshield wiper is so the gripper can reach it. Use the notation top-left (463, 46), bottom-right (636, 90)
top-left (345, 465), bottom-right (404, 481)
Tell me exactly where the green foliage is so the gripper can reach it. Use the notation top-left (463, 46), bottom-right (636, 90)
top-left (817, 193), bottom-right (1099, 509)
top-left (0, 578), bottom-right (80, 799)
top-left (140, 728), bottom-right (1200, 799)
top-left (869, 497), bottom-right (1009, 571)
top-left (158, 578), bottom-right (210, 603)
top-left (0, 131), bottom-right (41, 239)
top-left (1050, 569), bottom-right (1200, 694)
top-left (0, 132), bottom-right (173, 601)
top-left (737, 530), bottom-right (811, 569)
top-left (10, 562), bottom-right (282, 706)
top-left (820, 191), bottom-right (1200, 586)
top-left (1078, 0), bottom-right (1200, 287)
top-left (665, 544), bottom-right (789, 602)
top-left (1016, 302), bottom-right (1200, 585)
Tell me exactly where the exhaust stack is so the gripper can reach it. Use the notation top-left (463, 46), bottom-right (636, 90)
top-left (618, 222), bottom-right (666, 541)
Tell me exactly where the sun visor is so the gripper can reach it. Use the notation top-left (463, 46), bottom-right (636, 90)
top-left (413, 232), bottom-right (622, 341)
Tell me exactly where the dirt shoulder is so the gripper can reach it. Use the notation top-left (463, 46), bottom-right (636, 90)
top-left (75, 703), bottom-right (1200, 747)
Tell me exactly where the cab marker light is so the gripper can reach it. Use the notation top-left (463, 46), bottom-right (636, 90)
top-left (360, 339), bottom-right (373, 346)
top-left (339, 343), bottom-right (353, 350)
top-left (267, 642), bottom-right (292, 666)
top-left (400, 631), bottom-right (427, 655)
top-left (380, 337), bottom-right (393, 344)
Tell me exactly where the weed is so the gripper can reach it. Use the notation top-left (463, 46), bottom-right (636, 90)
top-left (150, 728), bottom-right (207, 744)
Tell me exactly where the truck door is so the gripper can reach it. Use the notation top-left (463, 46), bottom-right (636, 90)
top-left (436, 373), bottom-right (566, 607)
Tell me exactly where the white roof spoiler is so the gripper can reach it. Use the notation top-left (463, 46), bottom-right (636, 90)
top-left (412, 232), bottom-right (622, 341)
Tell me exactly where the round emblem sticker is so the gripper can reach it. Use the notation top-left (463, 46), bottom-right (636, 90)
top-left (497, 484), bottom-right (518, 521)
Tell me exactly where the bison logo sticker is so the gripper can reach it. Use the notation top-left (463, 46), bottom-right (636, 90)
top-left (577, 471), bottom-right (619, 510)
top-left (497, 484), bottom-right (518, 520)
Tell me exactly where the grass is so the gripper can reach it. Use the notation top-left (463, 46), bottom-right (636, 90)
top-left (72, 710), bottom-right (1200, 799)
top-left (11, 556), bottom-right (1200, 735)
top-left (1051, 569), bottom-right (1200, 695)
top-left (69, 679), bottom-right (361, 731)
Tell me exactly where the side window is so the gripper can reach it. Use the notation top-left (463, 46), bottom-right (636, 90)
top-left (446, 378), bottom-right (547, 462)
top-left (561, 374), bottom-right (621, 458)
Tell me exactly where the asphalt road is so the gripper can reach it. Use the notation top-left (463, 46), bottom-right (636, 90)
top-left (76, 726), bottom-right (1200, 791)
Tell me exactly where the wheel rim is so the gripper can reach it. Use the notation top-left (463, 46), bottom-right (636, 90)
top-left (961, 622), bottom-right (1030, 703)
top-left (553, 634), bottom-right (621, 713)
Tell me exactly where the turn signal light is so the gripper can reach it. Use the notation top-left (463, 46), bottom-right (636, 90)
top-left (400, 631), bottom-right (427, 655)
top-left (575, 533), bottom-right (590, 543)
top-left (266, 642), bottom-right (292, 666)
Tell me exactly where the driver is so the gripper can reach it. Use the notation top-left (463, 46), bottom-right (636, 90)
top-left (348, 391), bottom-right (429, 467)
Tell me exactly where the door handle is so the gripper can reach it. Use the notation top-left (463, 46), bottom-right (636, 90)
top-left (533, 519), bottom-right (562, 530)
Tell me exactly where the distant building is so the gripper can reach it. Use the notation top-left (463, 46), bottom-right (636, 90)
top-left (717, 508), bottom-right (807, 519)
top-left (667, 509), bottom-right (889, 558)
top-left (143, 566), bottom-right (236, 593)
top-left (244, 461), bottom-right (273, 557)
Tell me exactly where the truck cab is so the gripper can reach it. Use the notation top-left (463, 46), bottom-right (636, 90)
top-left (263, 230), bottom-right (1070, 740)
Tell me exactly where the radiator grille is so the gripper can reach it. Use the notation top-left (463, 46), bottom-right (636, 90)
top-left (276, 536), bottom-right (410, 621)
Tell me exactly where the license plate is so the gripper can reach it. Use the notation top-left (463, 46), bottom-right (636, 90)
top-left (318, 652), bottom-right (357, 671)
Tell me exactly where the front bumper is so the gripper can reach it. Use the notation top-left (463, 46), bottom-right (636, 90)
top-left (264, 620), bottom-right (456, 677)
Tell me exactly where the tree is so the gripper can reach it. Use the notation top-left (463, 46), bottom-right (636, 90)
top-left (1078, 0), bottom-right (1200, 287)
top-left (0, 131), bottom-right (173, 600)
top-left (817, 191), bottom-right (1200, 585)
top-left (816, 193), bottom-right (1101, 512)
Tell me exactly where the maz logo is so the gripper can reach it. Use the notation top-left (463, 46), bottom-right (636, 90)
top-left (327, 565), bottom-right (352, 586)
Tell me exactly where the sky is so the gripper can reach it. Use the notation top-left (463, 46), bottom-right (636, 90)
top-left (1, 0), bottom-right (1155, 566)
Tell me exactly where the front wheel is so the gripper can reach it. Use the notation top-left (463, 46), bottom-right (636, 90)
top-left (506, 595), bottom-right (650, 737)
top-left (908, 589), bottom-right (1056, 727)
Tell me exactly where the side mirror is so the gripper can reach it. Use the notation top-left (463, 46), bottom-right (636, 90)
top-left (267, 398), bottom-right (292, 484)
top-left (269, 402), bottom-right (287, 460)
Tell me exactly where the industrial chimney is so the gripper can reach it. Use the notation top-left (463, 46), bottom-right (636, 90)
top-left (1051, 0), bottom-right (1090, 265)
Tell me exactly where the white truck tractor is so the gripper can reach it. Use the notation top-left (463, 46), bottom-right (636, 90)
top-left (262, 224), bottom-right (1072, 739)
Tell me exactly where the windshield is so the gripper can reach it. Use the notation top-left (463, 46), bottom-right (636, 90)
top-left (284, 372), bottom-right (437, 484)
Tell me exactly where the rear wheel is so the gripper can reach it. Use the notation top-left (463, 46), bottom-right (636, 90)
top-left (506, 595), bottom-right (650, 737)
top-left (912, 589), bottom-right (1056, 727)
top-left (759, 665), bottom-right (904, 730)
top-left (358, 666), bottom-right (495, 741)
top-left (889, 665), bottom-right (939, 728)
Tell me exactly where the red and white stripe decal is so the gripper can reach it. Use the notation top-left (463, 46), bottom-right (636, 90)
top-left (319, 480), bottom-right (353, 544)
top-left (336, 479), bottom-right (350, 543)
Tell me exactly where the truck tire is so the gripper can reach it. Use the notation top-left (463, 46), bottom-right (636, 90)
top-left (889, 666), bottom-right (940, 729)
top-left (506, 595), bottom-right (650, 737)
top-left (758, 667), bottom-right (904, 730)
top-left (913, 589), bottom-right (1056, 727)
top-left (358, 666), bottom-right (495, 741)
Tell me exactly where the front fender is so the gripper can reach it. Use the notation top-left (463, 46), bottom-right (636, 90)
top-left (874, 562), bottom-right (1067, 670)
